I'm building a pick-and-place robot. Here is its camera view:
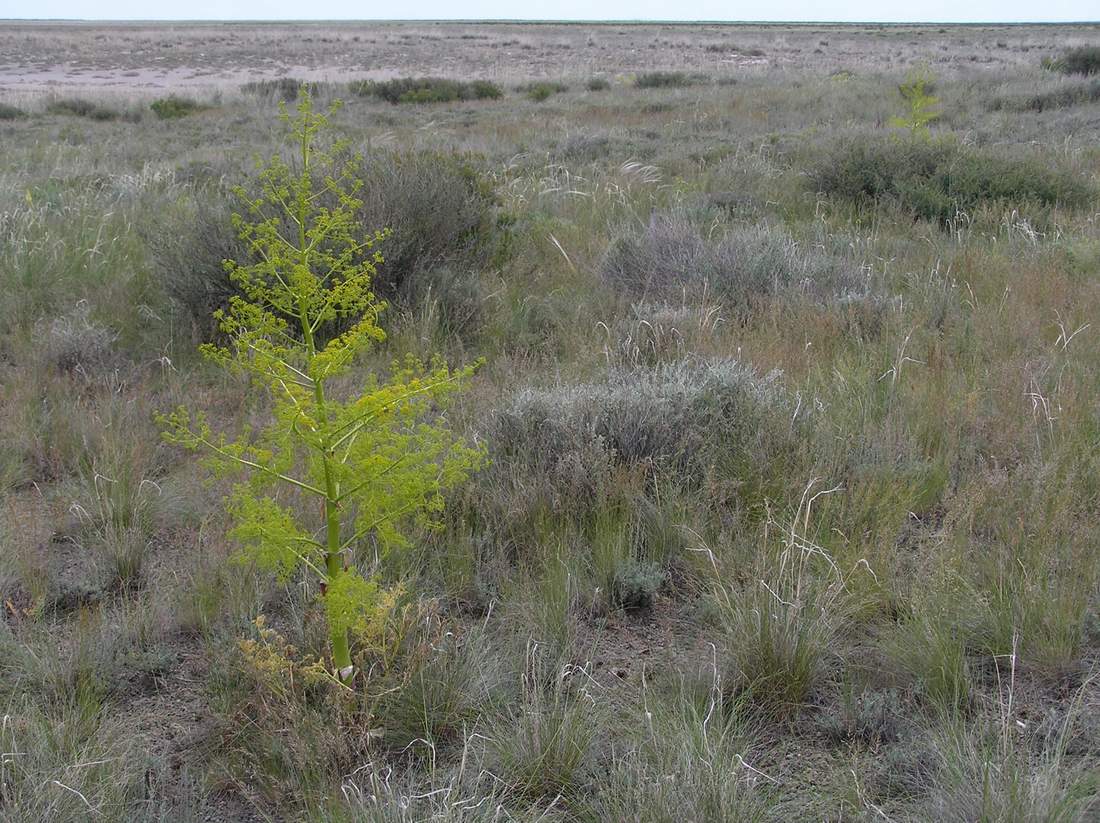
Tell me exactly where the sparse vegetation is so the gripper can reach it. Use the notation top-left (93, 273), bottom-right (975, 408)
top-left (3, 20), bottom-right (1100, 822)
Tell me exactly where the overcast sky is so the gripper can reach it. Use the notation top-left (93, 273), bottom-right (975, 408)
top-left (7, 1), bottom-right (1098, 23)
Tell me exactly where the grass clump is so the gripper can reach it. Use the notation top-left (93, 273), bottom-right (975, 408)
top-left (487, 649), bottom-right (596, 802)
top-left (586, 680), bottom-right (770, 821)
top-left (351, 76), bottom-right (503, 104)
top-left (149, 96), bottom-right (206, 119)
top-left (927, 714), bottom-right (1100, 821)
top-left (1047, 45), bottom-right (1100, 76)
top-left (635, 71), bottom-right (704, 88)
top-left (46, 97), bottom-right (119, 121)
top-left (808, 136), bottom-right (1094, 224)
top-left (586, 77), bottom-right (610, 91)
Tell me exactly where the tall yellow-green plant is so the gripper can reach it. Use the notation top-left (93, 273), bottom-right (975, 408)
top-left (158, 93), bottom-right (483, 684)
top-left (890, 68), bottom-right (941, 137)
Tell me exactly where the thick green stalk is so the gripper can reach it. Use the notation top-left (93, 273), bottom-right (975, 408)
top-left (295, 121), bottom-right (353, 684)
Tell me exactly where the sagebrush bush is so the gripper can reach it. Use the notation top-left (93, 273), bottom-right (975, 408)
top-left (635, 71), bottom-right (703, 88)
top-left (46, 97), bottom-right (119, 120)
top-left (144, 186), bottom-right (253, 340)
top-left (517, 80), bottom-right (568, 102)
top-left (150, 96), bottom-right (206, 119)
top-left (586, 77), bottom-right (610, 91)
top-left (601, 211), bottom-right (863, 308)
top-left (488, 358), bottom-right (795, 512)
top-left (1048, 45), bottom-right (1100, 76)
top-left (0, 101), bottom-right (26, 120)
top-left (989, 79), bottom-right (1100, 113)
top-left (351, 77), bottom-right (502, 104)
top-left (808, 136), bottom-right (1094, 223)
top-left (149, 150), bottom-right (503, 340)
top-left (354, 150), bottom-right (504, 297)
top-left (816, 687), bottom-right (905, 745)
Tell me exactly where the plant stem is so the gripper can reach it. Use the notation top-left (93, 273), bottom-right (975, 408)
top-left (295, 115), bottom-right (354, 685)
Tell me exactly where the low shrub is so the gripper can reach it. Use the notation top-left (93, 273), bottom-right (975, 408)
top-left (517, 80), bottom-right (568, 102)
top-left (354, 150), bottom-right (504, 297)
top-left (143, 187), bottom-right (253, 340)
top-left (0, 102), bottom-right (26, 120)
top-left (149, 150), bottom-right (503, 339)
top-left (46, 98), bottom-right (118, 121)
top-left (808, 136), bottom-right (1093, 224)
top-left (489, 357), bottom-right (795, 506)
top-left (149, 95), bottom-right (206, 120)
top-left (1047, 45), bottom-right (1100, 76)
top-left (635, 71), bottom-right (704, 88)
top-left (351, 76), bottom-right (503, 104)
top-left (989, 79), bottom-right (1100, 113)
top-left (586, 77), bottom-right (611, 91)
top-left (601, 211), bottom-right (863, 308)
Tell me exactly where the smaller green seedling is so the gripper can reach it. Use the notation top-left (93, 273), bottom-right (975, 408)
top-left (890, 69), bottom-right (940, 137)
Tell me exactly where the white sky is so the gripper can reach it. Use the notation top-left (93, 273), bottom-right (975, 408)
top-left (4, 1), bottom-right (1097, 23)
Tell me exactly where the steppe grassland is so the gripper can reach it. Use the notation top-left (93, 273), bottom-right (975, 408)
top-left (1, 21), bottom-right (1100, 822)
